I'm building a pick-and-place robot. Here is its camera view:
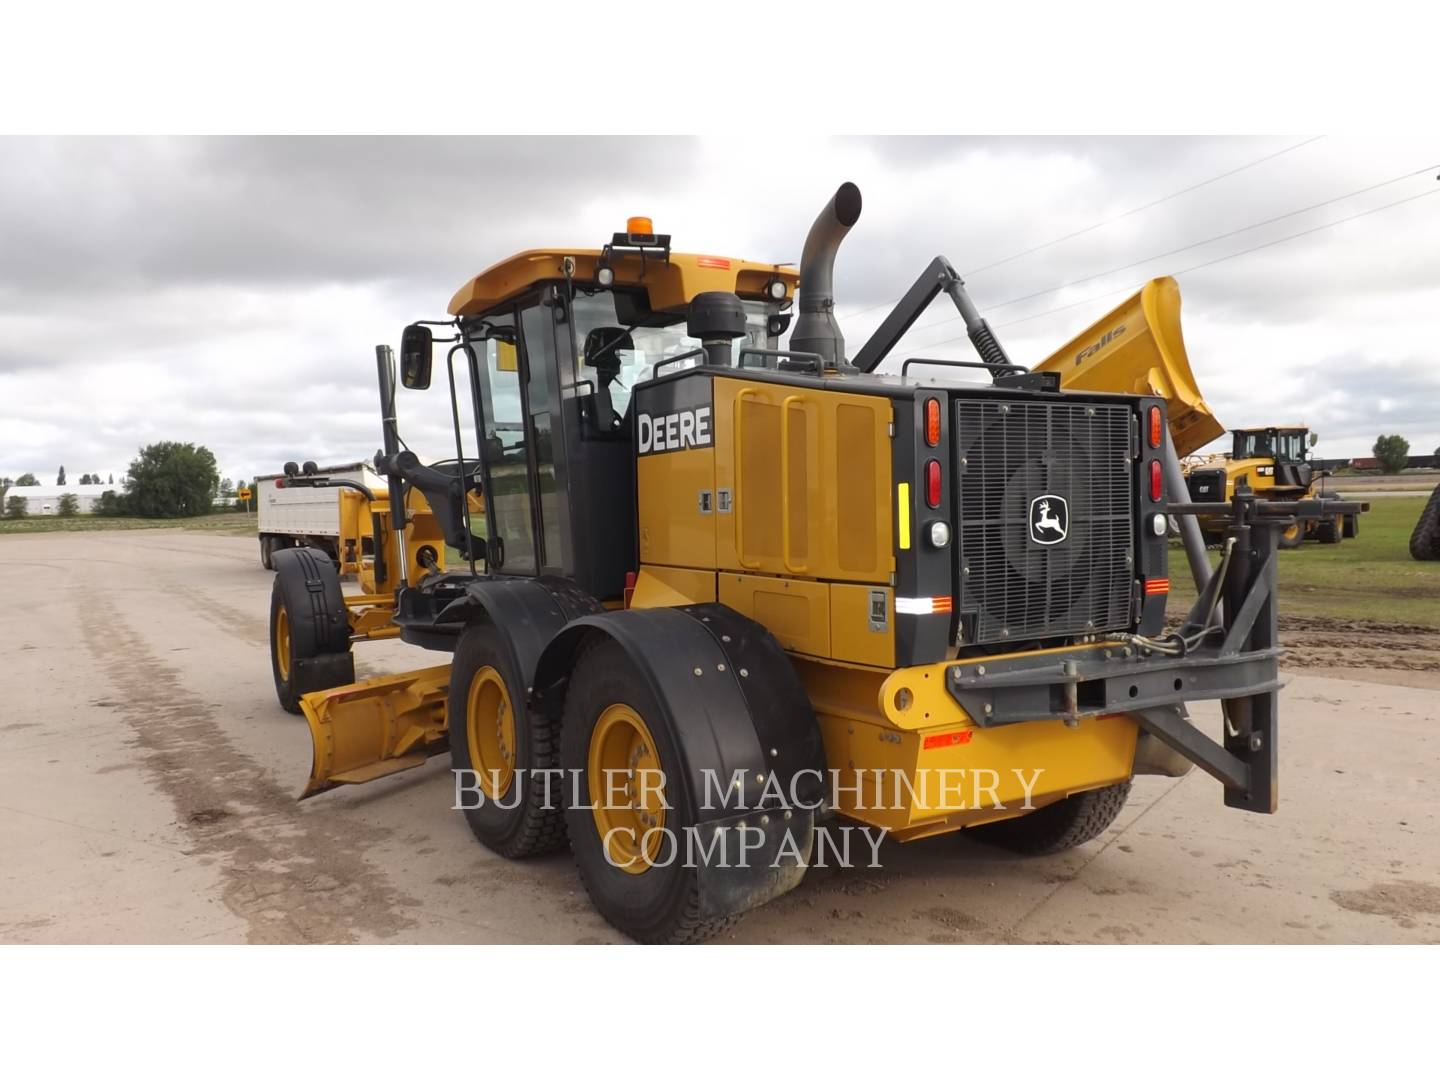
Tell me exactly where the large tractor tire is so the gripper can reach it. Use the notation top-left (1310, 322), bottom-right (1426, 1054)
top-left (1315, 516), bottom-right (1341, 544)
top-left (968, 782), bottom-right (1131, 856)
top-left (1277, 521), bottom-right (1304, 549)
top-left (447, 619), bottom-right (567, 859)
top-left (560, 636), bottom-right (736, 945)
top-left (269, 547), bottom-right (355, 714)
top-left (1410, 483), bottom-right (1440, 561)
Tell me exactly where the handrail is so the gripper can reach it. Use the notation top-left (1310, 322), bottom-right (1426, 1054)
top-left (780, 394), bottom-right (809, 575)
top-left (651, 348), bottom-right (706, 379)
top-left (901, 357), bottom-right (1030, 378)
top-left (733, 389), bottom-right (762, 568)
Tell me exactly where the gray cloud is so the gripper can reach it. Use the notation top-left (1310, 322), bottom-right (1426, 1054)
top-left (2, 134), bottom-right (1437, 483)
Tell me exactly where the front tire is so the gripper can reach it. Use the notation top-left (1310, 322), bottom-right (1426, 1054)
top-left (968, 782), bottom-right (1131, 855)
top-left (269, 547), bottom-right (353, 714)
top-left (560, 637), bottom-right (735, 945)
top-left (1278, 521), bottom-right (1303, 549)
top-left (448, 620), bottom-right (567, 858)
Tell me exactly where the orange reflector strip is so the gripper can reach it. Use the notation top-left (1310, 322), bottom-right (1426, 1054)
top-left (923, 730), bottom-right (973, 750)
top-left (1144, 578), bottom-right (1171, 595)
top-left (696, 255), bottom-right (731, 269)
top-left (924, 397), bottom-right (941, 446)
top-left (932, 596), bottom-right (953, 613)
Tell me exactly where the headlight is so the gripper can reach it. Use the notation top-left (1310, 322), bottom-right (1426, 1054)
top-left (928, 521), bottom-right (951, 548)
top-left (767, 279), bottom-right (788, 300)
top-left (1151, 514), bottom-right (1167, 537)
top-left (597, 266), bottom-right (615, 286)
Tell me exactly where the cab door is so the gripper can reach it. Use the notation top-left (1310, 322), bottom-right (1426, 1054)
top-left (473, 308), bottom-right (540, 574)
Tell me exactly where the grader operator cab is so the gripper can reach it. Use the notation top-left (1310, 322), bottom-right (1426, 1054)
top-left (267, 184), bottom-right (1362, 943)
top-left (1185, 425), bottom-right (1366, 548)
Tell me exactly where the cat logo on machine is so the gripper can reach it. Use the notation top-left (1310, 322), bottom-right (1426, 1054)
top-left (1029, 494), bottom-right (1069, 545)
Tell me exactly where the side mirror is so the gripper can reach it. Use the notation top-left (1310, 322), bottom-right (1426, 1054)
top-left (1308, 431), bottom-right (1320, 447)
top-left (399, 324), bottom-right (433, 389)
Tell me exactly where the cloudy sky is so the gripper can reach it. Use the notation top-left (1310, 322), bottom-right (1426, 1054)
top-left (2, 135), bottom-right (1437, 485)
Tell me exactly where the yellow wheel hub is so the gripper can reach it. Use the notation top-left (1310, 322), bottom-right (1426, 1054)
top-left (466, 666), bottom-right (516, 799)
top-left (275, 607), bottom-right (291, 681)
top-left (1282, 521), bottom-right (1302, 543)
top-left (588, 704), bottom-right (667, 875)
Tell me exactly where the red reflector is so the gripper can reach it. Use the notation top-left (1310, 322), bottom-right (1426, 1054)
top-left (1149, 459), bottom-right (1162, 501)
top-left (696, 256), bottom-right (731, 269)
top-left (1144, 578), bottom-right (1171, 595)
top-left (924, 398), bottom-right (941, 446)
top-left (923, 730), bottom-right (973, 750)
top-left (274, 478), bottom-right (286, 489)
top-left (1148, 405), bottom-right (1163, 449)
top-left (925, 459), bottom-right (941, 508)
top-left (623, 570), bottom-right (637, 609)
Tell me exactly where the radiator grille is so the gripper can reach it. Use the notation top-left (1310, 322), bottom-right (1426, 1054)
top-left (955, 399), bottom-right (1136, 644)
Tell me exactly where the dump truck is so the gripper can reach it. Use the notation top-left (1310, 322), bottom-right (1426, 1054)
top-left (265, 185), bottom-right (1360, 943)
top-left (255, 460), bottom-right (383, 572)
top-left (1184, 426), bottom-right (1366, 548)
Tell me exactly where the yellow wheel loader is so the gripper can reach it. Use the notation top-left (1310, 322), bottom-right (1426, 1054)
top-left (1184, 426), bottom-right (1367, 548)
top-left (266, 186), bottom-right (1361, 943)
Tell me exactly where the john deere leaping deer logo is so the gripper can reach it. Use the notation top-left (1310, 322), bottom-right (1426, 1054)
top-left (1029, 494), bottom-right (1069, 546)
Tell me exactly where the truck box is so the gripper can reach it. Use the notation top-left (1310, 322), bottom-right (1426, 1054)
top-left (256, 461), bottom-right (381, 570)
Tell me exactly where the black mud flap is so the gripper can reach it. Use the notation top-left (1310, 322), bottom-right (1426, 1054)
top-left (693, 806), bottom-right (816, 920)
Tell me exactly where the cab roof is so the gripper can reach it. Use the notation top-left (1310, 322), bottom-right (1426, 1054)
top-left (447, 249), bottom-right (798, 318)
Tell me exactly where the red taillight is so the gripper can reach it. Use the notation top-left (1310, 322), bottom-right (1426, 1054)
top-left (925, 459), bottom-right (942, 508)
top-left (274, 478), bottom-right (286, 489)
top-left (1149, 459), bottom-right (1163, 501)
top-left (924, 398), bottom-right (941, 446)
top-left (1148, 405), bottom-right (1163, 449)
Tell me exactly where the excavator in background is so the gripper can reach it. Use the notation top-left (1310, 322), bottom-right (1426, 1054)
top-left (1183, 425), bottom-right (1365, 548)
top-left (264, 185), bottom-right (1360, 943)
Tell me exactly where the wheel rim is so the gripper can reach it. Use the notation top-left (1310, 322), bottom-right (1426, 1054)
top-left (588, 704), bottom-right (667, 875)
top-left (275, 607), bottom-right (291, 681)
top-left (466, 666), bottom-right (516, 799)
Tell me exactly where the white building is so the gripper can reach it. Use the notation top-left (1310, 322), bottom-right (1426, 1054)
top-left (4, 483), bottom-right (118, 515)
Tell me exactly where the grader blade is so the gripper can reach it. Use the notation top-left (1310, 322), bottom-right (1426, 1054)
top-left (1033, 276), bottom-right (1224, 457)
top-left (299, 665), bottom-right (452, 800)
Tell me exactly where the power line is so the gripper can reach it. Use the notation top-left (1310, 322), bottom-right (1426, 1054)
top-left (964, 135), bottom-right (1327, 277)
top-left (835, 135), bottom-right (1325, 326)
top-left (906, 183), bottom-right (1440, 351)
top-left (905, 162), bottom-right (1439, 340)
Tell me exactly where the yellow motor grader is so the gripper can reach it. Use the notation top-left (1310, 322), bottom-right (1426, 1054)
top-left (1183, 425), bottom-right (1366, 548)
top-left (266, 185), bottom-right (1360, 942)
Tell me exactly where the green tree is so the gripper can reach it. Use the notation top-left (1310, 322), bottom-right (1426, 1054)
top-left (0, 477), bottom-right (10, 501)
top-left (123, 442), bottom-right (220, 518)
top-left (94, 490), bottom-right (129, 516)
top-left (16, 472), bottom-right (37, 486)
top-left (5, 494), bottom-right (26, 518)
top-left (1373, 434), bottom-right (1410, 475)
top-left (56, 465), bottom-right (66, 485)
top-left (107, 473), bottom-right (115, 484)
top-left (57, 493), bottom-right (79, 517)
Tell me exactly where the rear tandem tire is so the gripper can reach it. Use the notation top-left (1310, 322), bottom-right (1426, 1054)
top-left (968, 782), bottom-right (1132, 856)
top-left (1409, 483), bottom-right (1440, 561)
top-left (269, 547), bottom-right (354, 714)
top-left (447, 620), bottom-right (568, 859)
top-left (560, 636), bottom-right (738, 945)
top-left (259, 535), bottom-right (274, 570)
top-left (1315, 516), bottom-right (1341, 544)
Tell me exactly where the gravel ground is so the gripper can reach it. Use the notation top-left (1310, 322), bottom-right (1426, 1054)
top-left (2, 529), bottom-right (1436, 944)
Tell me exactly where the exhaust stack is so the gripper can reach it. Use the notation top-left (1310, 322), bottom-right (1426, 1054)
top-left (791, 182), bottom-right (862, 371)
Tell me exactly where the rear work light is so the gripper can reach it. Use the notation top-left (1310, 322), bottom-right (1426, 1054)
top-left (1149, 459), bottom-right (1163, 501)
top-left (1148, 405), bottom-right (1163, 449)
top-left (924, 397), bottom-right (941, 446)
top-left (925, 459), bottom-right (942, 508)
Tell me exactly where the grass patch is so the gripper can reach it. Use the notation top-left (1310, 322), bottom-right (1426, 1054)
top-left (0, 512), bottom-right (257, 537)
top-left (1169, 496), bottom-right (1440, 627)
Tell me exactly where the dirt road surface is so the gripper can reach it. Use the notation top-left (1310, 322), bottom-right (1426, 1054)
top-left (3, 530), bottom-right (1437, 944)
